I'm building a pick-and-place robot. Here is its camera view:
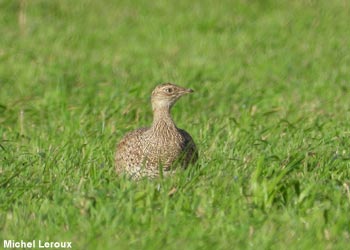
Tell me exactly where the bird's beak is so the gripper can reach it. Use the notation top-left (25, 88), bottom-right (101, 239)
top-left (180, 88), bottom-right (194, 95)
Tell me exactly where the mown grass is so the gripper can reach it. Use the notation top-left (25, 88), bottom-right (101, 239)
top-left (1, 0), bottom-right (350, 249)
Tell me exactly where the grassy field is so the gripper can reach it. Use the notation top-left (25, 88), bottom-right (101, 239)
top-left (1, 0), bottom-right (350, 249)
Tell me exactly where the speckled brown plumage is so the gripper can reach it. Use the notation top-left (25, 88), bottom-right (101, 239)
top-left (115, 83), bottom-right (198, 180)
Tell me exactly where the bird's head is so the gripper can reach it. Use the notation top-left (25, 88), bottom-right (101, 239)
top-left (151, 83), bottom-right (194, 111)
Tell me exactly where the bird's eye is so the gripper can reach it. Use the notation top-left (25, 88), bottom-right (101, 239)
top-left (165, 88), bottom-right (173, 93)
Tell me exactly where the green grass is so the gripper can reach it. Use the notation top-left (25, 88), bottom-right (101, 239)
top-left (1, 0), bottom-right (350, 249)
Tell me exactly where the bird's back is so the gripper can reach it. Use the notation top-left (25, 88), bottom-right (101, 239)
top-left (115, 126), bottom-right (197, 179)
top-left (115, 127), bottom-right (149, 177)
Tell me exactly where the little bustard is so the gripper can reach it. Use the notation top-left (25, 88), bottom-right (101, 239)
top-left (115, 83), bottom-right (198, 179)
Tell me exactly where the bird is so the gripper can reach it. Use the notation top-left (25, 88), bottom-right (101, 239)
top-left (115, 83), bottom-right (198, 180)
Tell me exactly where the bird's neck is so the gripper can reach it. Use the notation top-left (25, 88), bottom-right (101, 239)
top-left (151, 107), bottom-right (177, 131)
